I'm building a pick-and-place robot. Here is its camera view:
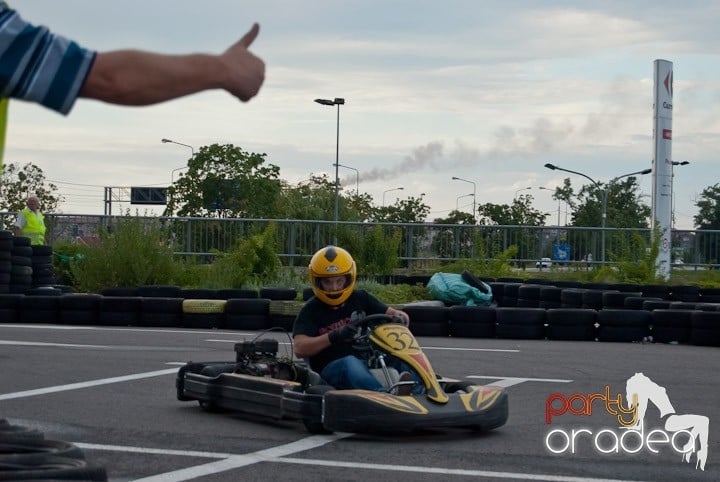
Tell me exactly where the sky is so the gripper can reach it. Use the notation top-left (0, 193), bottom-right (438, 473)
top-left (4, 0), bottom-right (720, 229)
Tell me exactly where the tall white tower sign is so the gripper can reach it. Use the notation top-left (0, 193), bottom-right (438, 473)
top-left (652, 59), bottom-right (673, 279)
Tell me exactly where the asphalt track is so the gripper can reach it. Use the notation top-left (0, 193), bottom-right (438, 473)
top-left (0, 323), bottom-right (717, 481)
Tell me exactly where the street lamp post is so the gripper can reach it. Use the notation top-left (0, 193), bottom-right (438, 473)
top-left (315, 97), bottom-right (345, 245)
top-left (382, 187), bottom-right (404, 207)
top-left (670, 161), bottom-right (690, 230)
top-left (538, 186), bottom-right (561, 227)
top-left (451, 176), bottom-right (476, 223)
top-left (456, 193), bottom-right (474, 211)
top-left (514, 186), bottom-right (532, 199)
top-left (544, 163), bottom-right (651, 263)
top-left (334, 163), bottom-right (359, 194)
top-left (162, 138), bottom-right (195, 182)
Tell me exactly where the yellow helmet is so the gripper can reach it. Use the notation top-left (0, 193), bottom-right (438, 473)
top-left (308, 246), bottom-right (357, 306)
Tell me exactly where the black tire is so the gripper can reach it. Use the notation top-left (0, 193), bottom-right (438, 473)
top-left (11, 256), bottom-right (32, 267)
top-left (402, 305), bottom-right (449, 324)
top-left (137, 285), bottom-right (181, 298)
top-left (461, 270), bottom-right (490, 294)
top-left (539, 286), bottom-right (563, 302)
top-left (182, 313), bottom-right (222, 329)
top-left (224, 298), bottom-right (270, 315)
top-left (0, 261), bottom-right (10, 274)
top-left (223, 314), bottom-right (268, 330)
top-left (12, 236), bottom-right (31, 247)
top-left (561, 289), bottom-right (586, 307)
top-left (30, 245), bottom-right (53, 256)
top-left (669, 301), bottom-right (698, 310)
top-left (23, 287), bottom-right (62, 296)
top-left (180, 288), bottom-right (218, 300)
top-left (61, 294), bottom-right (102, 310)
top-left (216, 289), bottom-right (258, 299)
top-left (624, 296), bottom-right (661, 310)
top-left (670, 285), bottom-right (700, 302)
top-left (11, 265), bottom-right (33, 277)
top-left (495, 307), bottom-right (546, 339)
top-left (448, 305), bottom-right (496, 323)
top-left (642, 300), bottom-right (672, 311)
top-left (0, 436), bottom-right (83, 459)
top-left (140, 297), bottom-right (183, 313)
top-left (597, 309), bottom-right (651, 342)
top-left (517, 284), bottom-right (542, 300)
top-left (302, 287), bottom-right (315, 302)
top-left (12, 246), bottom-right (33, 256)
top-left (98, 310), bottom-right (140, 326)
top-left (259, 287), bottom-right (298, 301)
top-left (139, 312), bottom-right (181, 327)
top-left (101, 287), bottom-right (140, 297)
top-left (651, 309), bottom-right (692, 344)
top-left (545, 308), bottom-right (597, 341)
top-left (31, 255), bottom-right (53, 265)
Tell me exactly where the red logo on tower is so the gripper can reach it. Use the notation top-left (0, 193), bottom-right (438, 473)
top-left (664, 71), bottom-right (673, 97)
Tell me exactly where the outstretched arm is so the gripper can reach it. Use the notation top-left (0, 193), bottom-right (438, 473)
top-left (80, 23), bottom-right (265, 105)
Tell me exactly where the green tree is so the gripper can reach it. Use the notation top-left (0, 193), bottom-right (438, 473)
top-left (571, 177), bottom-right (650, 229)
top-left (693, 184), bottom-right (720, 263)
top-left (694, 184), bottom-right (720, 230)
top-left (477, 195), bottom-right (548, 226)
top-left (0, 163), bottom-right (62, 228)
top-left (165, 144), bottom-right (282, 218)
top-left (373, 195), bottom-right (430, 223)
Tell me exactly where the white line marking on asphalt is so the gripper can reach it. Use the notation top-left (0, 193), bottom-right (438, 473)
top-left (0, 340), bottom-right (110, 348)
top-left (0, 324), bottom-right (255, 336)
top-left (74, 441), bottom-right (647, 482)
top-left (276, 457), bottom-right (648, 481)
top-left (129, 434), bottom-right (352, 482)
top-left (467, 376), bottom-right (573, 387)
top-left (0, 368), bottom-right (178, 401)
top-left (205, 339), bottom-right (519, 353)
top-left (424, 346), bottom-right (520, 353)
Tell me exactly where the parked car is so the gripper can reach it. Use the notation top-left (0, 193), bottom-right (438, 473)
top-left (536, 257), bottom-right (552, 269)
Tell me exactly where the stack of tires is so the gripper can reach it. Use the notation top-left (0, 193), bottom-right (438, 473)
top-left (10, 236), bottom-right (32, 294)
top-left (0, 418), bottom-right (107, 480)
top-left (31, 244), bottom-right (55, 287)
top-left (0, 231), bottom-right (11, 294)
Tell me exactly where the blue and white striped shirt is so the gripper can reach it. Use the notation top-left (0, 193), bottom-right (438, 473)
top-left (0, 5), bottom-right (96, 115)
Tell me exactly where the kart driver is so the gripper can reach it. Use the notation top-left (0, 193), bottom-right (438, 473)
top-left (293, 245), bottom-right (416, 394)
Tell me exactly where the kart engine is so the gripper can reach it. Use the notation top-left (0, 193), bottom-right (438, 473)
top-left (233, 339), bottom-right (296, 380)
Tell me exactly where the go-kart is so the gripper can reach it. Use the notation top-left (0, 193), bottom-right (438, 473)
top-left (176, 313), bottom-right (509, 434)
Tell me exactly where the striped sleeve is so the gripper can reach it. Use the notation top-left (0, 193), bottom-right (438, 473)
top-left (0, 5), bottom-right (96, 115)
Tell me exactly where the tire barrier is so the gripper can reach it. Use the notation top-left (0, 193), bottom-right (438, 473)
top-left (403, 305), bottom-right (450, 337)
top-left (224, 298), bottom-right (271, 330)
top-left (181, 299), bottom-right (227, 329)
top-left (650, 309), bottom-right (693, 344)
top-left (448, 305), bottom-right (495, 338)
top-left (0, 419), bottom-right (107, 481)
top-left (669, 284), bottom-right (701, 302)
top-left (259, 287), bottom-right (298, 301)
top-left (690, 311), bottom-right (720, 346)
top-left (0, 282), bottom-right (719, 346)
top-left (623, 296), bottom-right (662, 310)
top-left (545, 308), bottom-right (597, 341)
top-left (495, 307), bottom-right (545, 339)
top-left (596, 309), bottom-right (651, 342)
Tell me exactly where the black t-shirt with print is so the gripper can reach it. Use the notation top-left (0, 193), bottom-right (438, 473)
top-left (292, 290), bottom-right (387, 373)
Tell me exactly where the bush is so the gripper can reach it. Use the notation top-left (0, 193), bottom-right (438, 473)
top-left (70, 217), bottom-right (181, 292)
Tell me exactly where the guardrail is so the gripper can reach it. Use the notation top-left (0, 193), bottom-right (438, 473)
top-left (2, 212), bottom-right (718, 269)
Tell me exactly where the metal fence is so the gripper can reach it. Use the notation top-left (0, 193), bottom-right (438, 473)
top-left (2, 212), bottom-right (718, 269)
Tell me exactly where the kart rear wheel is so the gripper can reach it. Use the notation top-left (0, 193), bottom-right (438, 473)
top-left (198, 400), bottom-right (221, 413)
top-left (443, 381), bottom-right (478, 394)
top-left (303, 385), bottom-right (334, 434)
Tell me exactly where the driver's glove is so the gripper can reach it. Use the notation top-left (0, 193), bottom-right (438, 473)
top-left (328, 312), bottom-right (364, 345)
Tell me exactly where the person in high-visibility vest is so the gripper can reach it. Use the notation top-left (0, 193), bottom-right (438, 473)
top-left (13, 195), bottom-right (46, 245)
